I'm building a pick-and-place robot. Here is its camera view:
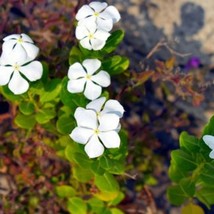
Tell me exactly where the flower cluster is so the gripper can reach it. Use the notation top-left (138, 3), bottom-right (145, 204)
top-left (0, 34), bottom-right (43, 94)
top-left (69, 2), bottom-right (124, 158)
top-left (75, 1), bottom-right (120, 50)
top-left (70, 97), bottom-right (124, 158)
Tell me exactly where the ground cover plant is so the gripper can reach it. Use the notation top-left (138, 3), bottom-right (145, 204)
top-left (0, 1), bottom-right (214, 214)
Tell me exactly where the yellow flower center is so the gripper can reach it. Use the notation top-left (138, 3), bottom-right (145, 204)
top-left (17, 37), bottom-right (23, 43)
top-left (86, 74), bottom-right (91, 80)
top-left (88, 33), bottom-right (94, 39)
top-left (94, 129), bottom-right (100, 135)
top-left (94, 12), bottom-right (99, 17)
top-left (13, 63), bottom-right (20, 71)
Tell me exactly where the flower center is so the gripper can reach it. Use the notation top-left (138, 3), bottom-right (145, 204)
top-left (85, 74), bottom-right (92, 80)
top-left (93, 12), bottom-right (99, 17)
top-left (13, 63), bottom-right (20, 71)
top-left (17, 37), bottom-right (23, 44)
top-left (94, 129), bottom-right (100, 135)
top-left (88, 33), bottom-right (94, 39)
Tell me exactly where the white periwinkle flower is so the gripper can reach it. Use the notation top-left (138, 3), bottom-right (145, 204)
top-left (70, 107), bottom-right (121, 158)
top-left (67, 59), bottom-right (110, 100)
top-left (2, 33), bottom-right (39, 62)
top-left (75, 22), bottom-right (110, 50)
top-left (76, 1), bottom-right (121, 31)
top-left (0, 57), bottom-right (43, 95)
top-left (203, 135), bottom-right (214, 159)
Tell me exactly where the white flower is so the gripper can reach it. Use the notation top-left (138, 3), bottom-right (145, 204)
top-left (75, 22), bottom-right (110, 50)
top-left (0, 57), bottom-right (43, 95)
top-left (76, 1), bottom-right (121, 31)
top-left (2, 33), bottom-right (39, 62)
top-left (67, 59), bottom-right (110, 100)
top-left (203, 135), bottom-right (214, 159)
top-left (70, 107), bottom-right (121, 158)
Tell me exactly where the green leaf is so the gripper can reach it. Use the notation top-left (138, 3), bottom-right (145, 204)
top-left (102, 55), bottom-right (129, 75)
top-left (67, 197), bottom-right (87, 214)
top-left (179, 178), bottom-right (195, 197)
top-left (168, 161), bottom-right (188, 182)
top-left (87, 198), bottom-right (105, 214)
top-left (171, 150), bottom-right (197, 172)
top-left (102, 30), bottom-right (125, 54)
top-left (180, 132), bottom-right (200, 153)
top-left (19, 101), bottom-right (35, 115)
top-left (110, 208), bottom-right (124, 214)
top-left (72, 165), bottom-right (93, 183)
top-left (35, 108), bottom-right (56, 124)
top-left (56, 116), bottom-right (75, 134)
top-left (200, 162), bottom-right (214, 185)
top-left (91, 160), bottom-right (105, 175)
top-left (14, 113), bottom-right (36, 129)
top-left (203, 116), bottom-right (214, 136)
top-left (0, 85), bottom-right (24, 102)
top-left (95, 173), bottom-right (119, 192)
top-left (69, 46), bottom-right (83, 65)
top-left (65, 144), bottom-right (84, 163)
top-left (196, 186), bottom-right (214, 205)
top-left (72, 152), bottom-right (92, 167)
top-left (55, 185), bottom-right (75, 198)
top-left (181, 203), bottom-right (204, 214)
top-left (40, 79), bottom-right (61, 103)
top-left (167, 185), bottom-right (188, 206)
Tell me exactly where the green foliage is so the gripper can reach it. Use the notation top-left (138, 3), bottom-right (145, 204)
top-left (67, 197), bottom-right (87, 214)
top-left (168, 116), bottom-right (214, 210)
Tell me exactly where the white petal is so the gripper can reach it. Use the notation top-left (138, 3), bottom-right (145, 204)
top-left (83, 59), bottom-right (101, 75)
top-left (94, 30), bottom-right (110, 41)
top-left (98, 131), bottom-right (120, 148)
top-left (91, 38), bottom-right (106, 50)
top-left (2, 40), bottom-right (17, 53)
top-left (84, 135), bottom-right (104, 158)
top-left (68, 62), bottom-right (86, 79)
top-left (8, 72), bottom-right (29, 94)
top-left (203, 135), bottom-right (214, 150)
top-left (84, 80), bottom-right (102, 100)
top-left (80, 37), bottom-right (92, 50)
top-left (67, 78), bottom-right (85, 93)
top-left (86, 97), bottom-right (106, 112)
top-left (78, 16), bottom-right (96, 27)
top-left (10, 44), bottom-right (28, 62)
top-left (22, 42), bottom-right (39, 60)
top-left (89, 2), bottom-right (108, 12)
top-left (102, 100), bottom-right (125, 118)
top-left (209, 150), bottom-right (214, 159)
top-left (91, 71), bottom-right (110, 87)
top-left (0, 66), bottom-right (13, 85)
top-left (98, 113), bottom-right (119, 131)
top-left (3, 34), bottom-right (20, 41)
top-left (100, 6), bottom-right (121, 23)
top-left (74, 107), bottom-right (97, 129)
top-left (70, 127), bottom-right (94, 145)
top-left (76, 25), bottom-right (89, 40)
top-left (19, 61), bottom-right (43, 81)
top-left (97, 18), bottom-right (113, 31)
top-left (76, 5), bottom-right (94, 20)
top-left (21, 33), bottom-right (34, 43)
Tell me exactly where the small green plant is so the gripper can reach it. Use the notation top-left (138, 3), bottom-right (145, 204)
top-left (0, 1), bottom-right (129, 213)
top-left (168, 116), bottom-right (214, 213)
